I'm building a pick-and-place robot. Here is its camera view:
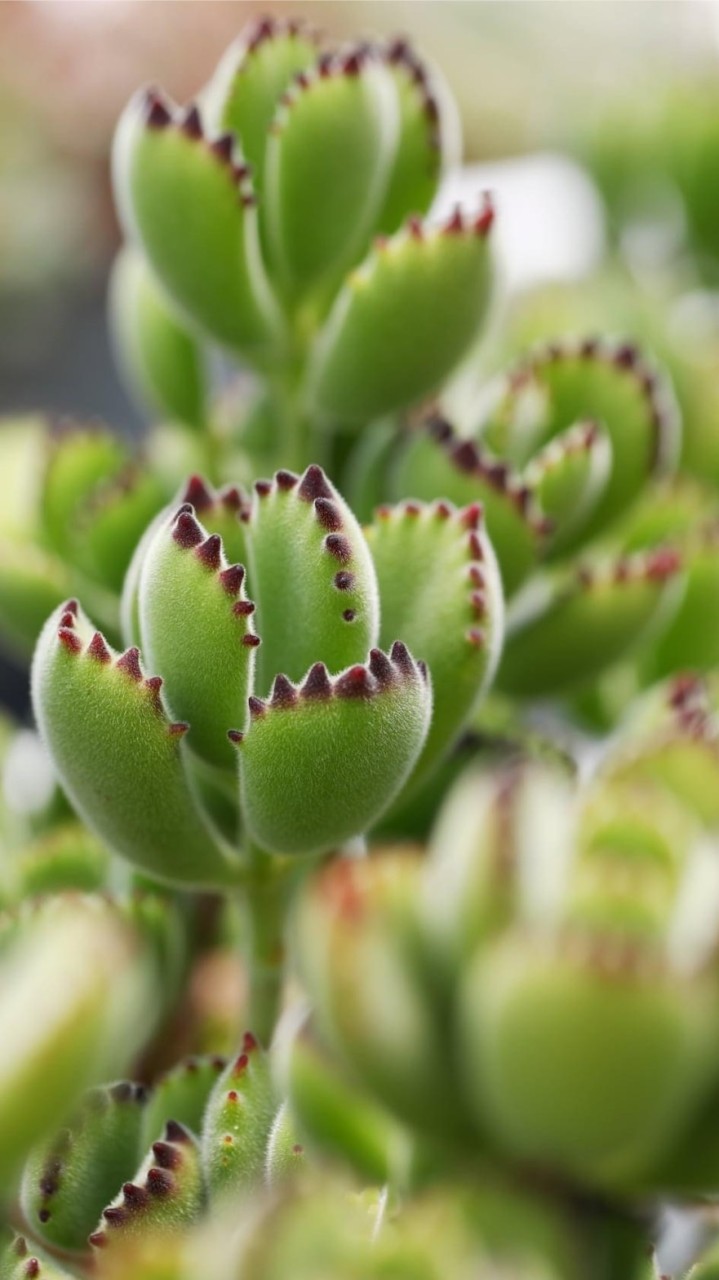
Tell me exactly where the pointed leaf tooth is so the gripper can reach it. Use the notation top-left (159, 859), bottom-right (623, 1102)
top-left (275, 469), bottom-right (299, 491)
top-left (143, 86), bottom-right (174, 129)
top-left (116, 646), bottom-right (143, 681)
top-left (314, 497), bottom-right (343, 531)
top-left (86, 631), bottom-right (112, 664)
top-left (301, 662), bottom-right (332, 700)
top-left (219, 564), bottom-right (245, 596)
top-left (172, 508), bottom-right (204, 549)
top-left (233, 598), bottom-right (255, 616)
top-left (270, 673), bottom-right (299, 709)
top-left (180, 102), bottom-right (202, 138)
top-left (248, 696), bottom-right (266, 720)
top-left (334, 571), bottom-right (354, 591)
top-left (335, 664), bottom-right (376, 699)
top-left (298, 463), bottom-right (333, 502)
top-left (254, 478), bottom-right (273, 497)
top-left (58, 627), bottom-right (82, 655)
top-left (242, 632), bottom-right (261, 648)
top-left (195, 532), bottom-right (222, 569)
top-left (180, 474), bottom-right (214, 510)
top-left (369, 648), bottom-right (396, 686)
top-left (324, 534), bottom-right (352, 562)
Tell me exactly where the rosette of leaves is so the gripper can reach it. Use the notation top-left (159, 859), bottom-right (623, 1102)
top-left (110, 15), bottom-right (494, 474)
top-left (290, 715), bottom-right (719, 1262)
top-left (383, 335), bottom-right (688, 701)
top-left (31, 465), bottom-right (503, 1037)
top-left (0, 416), bottom-right (169, 659)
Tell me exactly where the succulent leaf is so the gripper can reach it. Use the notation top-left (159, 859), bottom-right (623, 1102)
top-left (109, 248), bottom-right (208, 430)
top-left (374, 40), bottom-right (449, 235)
top-left (524, 420), bottom-right (612, 557)
top-left (31, 601), bottom-right (239, 888)
top-left (203, 16), bottom-right (321, 192)
top-left (137, 504), bottom-right (257, 769)
top-left (89, 1121), bottom-right (203, 1252)
top-left (0, 1234), bottom-right (75, 1280)
top-left (0, 902), bottom-right (153, 1190)
top-left (366, 499), bottom-right (503, 790)
top-left (262, 48), bottom-right (399, 305)
top-left (0, 540), bottom-right (73, 658)
top-left (481, 339), bottom-right (680, 541)
top-left (21, 1083), bottom-right (148, 1254)
top-left (113, 89), bottom-right (281, 358)
top-left (264, 1101), bottom-right (307, 1187)
top-left (308, 205), bottom-right (494, 425)
top-left (246, 465), bottom-right (379, 696)
top-left (201, 1033), bottom-right (276, 1197)
top-left (236, 645), bottom-right (431, 857)
top-left (497, 550), bottom-right (684, 697)
top-left (140, 1057), bottom-right (227, 1152)
top-left (394, 417), bottom-right (545, 595)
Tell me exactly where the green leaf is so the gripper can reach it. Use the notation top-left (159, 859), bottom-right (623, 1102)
top-left (264, 1102), bottom-right (307, 1187)
top-left (137, 503), bottom-right (258, 770)
top-left (236, 643), bottom-right (431, 856)
top-left (263, 48), bottom-right (398, 306)
top-left (374, 39), bottom-right (451, 235)
top-left (367, 499), bottom-right (503, 791)
top-left (21, 1083), bottom-right (147, 1254)
top-left (113, 90), bottom-right (282, 359)
top-left (246, 465), bottom-right (379, 696)
top-left (308, 206), bottom-right (494, 425)
top-left (482, 338), bottom-right (681, 541)
top-left (497, 549), bottom-right (684, 698)
top-left (140, 1057), bottom-right (227, 1151)
top-left (393, 418), bottom-right (546, 595)
top-left (89, 1121), bottom-right (203, 1252)
top-left (459, 935), bottom-right (719, 1186)
top-left (109, 248), bottom-right (208, 430)
top-left (524, 420), bottom-right (612, 558)
top-left (201, 1033), bottom-right (276, 1197)
top-left (0, 1234), bottom-right (76, 1280)
top-left (0, 901), bottom-right (154, 1192)
top-left (203, 15), bottom-right (321, 192)
top-left (31, 600), bottom-right (239, 889)
top-left (0, 539), bottom-right (72, 658)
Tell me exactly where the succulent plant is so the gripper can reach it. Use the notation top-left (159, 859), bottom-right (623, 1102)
top-left (30, 464), bottom-right (502, 1035)
top-left (110, 15), bottom-right (494, 472)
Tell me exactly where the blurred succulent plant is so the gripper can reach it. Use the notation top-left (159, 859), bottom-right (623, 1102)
top-left (289, 681), bottom-right (719, 1254)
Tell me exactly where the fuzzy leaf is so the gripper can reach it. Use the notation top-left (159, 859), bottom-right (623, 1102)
top-left (374, 40), bottom-right (449, 234)
top-left (394, 418), bottom-right (546, 595)
top-left (497, 550), bottom-right (684, 697)
top-left (0, 539), bottom-right (72, 658)
top-left (31, 601), bottom-right (238, 889)
top-left (263, 49), bottom-right (398, 305)
top-left (140, 1057), bottom-right (226, 1151)
top-left (524, 420), bottom-right (612, 558)
top-left (201, 1033), bottom-right (276, 1197)
top-left (109, 248), bottom-right (207, 429)
top-left (309, 207), bottom-right (493, 424)
top-left (367, 499), bottom-right (503, 790)
top-left (236, 645), bottom-right (431, 856)
top-left (483, 338), bottom-right (681, 541)
top-left (113, 89), bottom-right (281, 358)
top-left (246, 465), bottom-right (379, 696)
top-left (0, 902), bottom-right (153, 1192)
top-left (89, 1121), bottom-right (203, 1252)
top-left (459, 936), bottom-right (718, 1186)
top-left (0, 1235), bottom-right (75, 1280)
top-left (203, 16), bottom-right (320, 191)
top-left (137, 504), bottom-right (258, 769)
top-left (264, 1102), bottom-right (307, 1187)
top-left (21, 1083), bottom-right (147, 1254)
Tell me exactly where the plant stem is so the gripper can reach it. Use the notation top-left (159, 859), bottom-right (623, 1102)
top-left (241, 846), bottom-right (298, 1045)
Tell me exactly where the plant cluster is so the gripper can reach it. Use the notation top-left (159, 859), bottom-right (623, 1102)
top-left (2, 14), bottom-right (719, 1280)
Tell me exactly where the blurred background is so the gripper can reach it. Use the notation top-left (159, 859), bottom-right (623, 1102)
top-left (1, 0), bottom-right (719, 713)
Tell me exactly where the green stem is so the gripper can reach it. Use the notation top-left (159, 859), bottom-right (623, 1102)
top-left (241, 846), bottom-right (299, 1045)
